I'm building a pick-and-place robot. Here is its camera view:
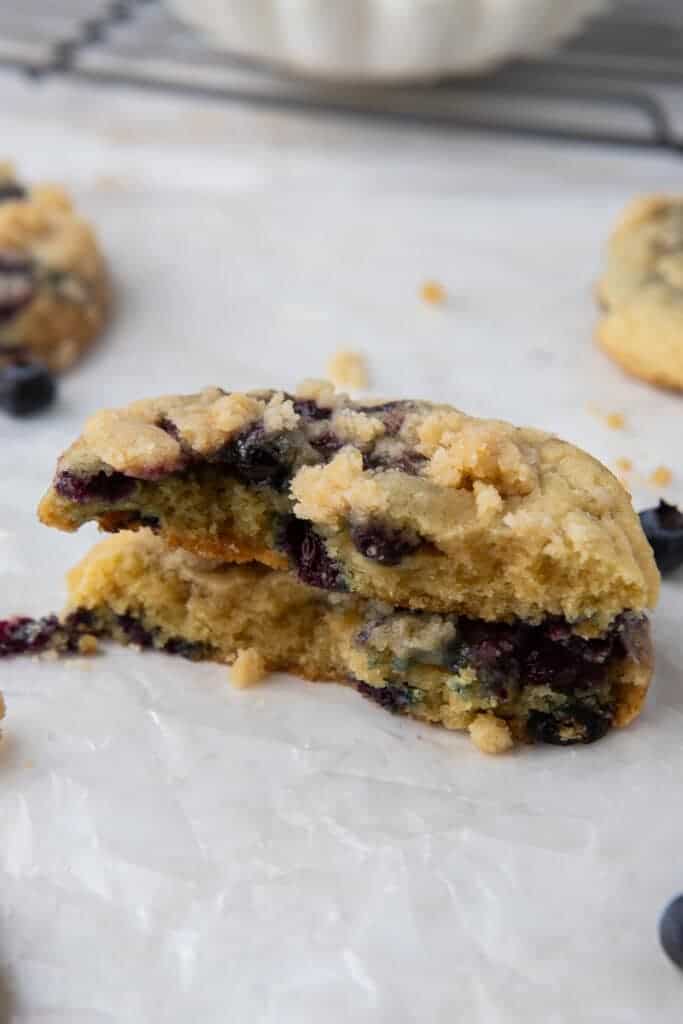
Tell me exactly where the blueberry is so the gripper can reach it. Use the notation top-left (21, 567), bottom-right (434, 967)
top-left (163, 636), bottom-right (210, 661)
top-left (0, 252), bottom-right (34, 323)
top-left (213, 426), bottom-right (293, 490)
top-left (660, 895), bottom-right (683, 969)
top-left (526, 705), bottom-right (612, 745)
top-left (277, 516), bottom-right (346, 591)
top-left (639, 501), bottom-right (683, 575)
top-left (0, 360), bottom-right (56, 416)
top-left (292, 399), bottom-right (330, 422)
top-left (362, 450), bottom-right (427, 476)
top-left (116, 614), bottom-right (154, 648)
top-left (0, 183), bottom-right (26, 203)
top-left (309, 431), bottom-right (344, 460)
top-left (350, 520), bottom-right (421, 566)
top-left (55, 469), bottom-right (135, 504)
top-left (355, 681), bottom-right (416, 713)
top-left (358, 401), bottom-right (410, 436)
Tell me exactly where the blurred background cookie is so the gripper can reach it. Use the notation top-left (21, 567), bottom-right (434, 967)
top-left (0, 163), bottom-right (110, 373)
top-left (597, 196), bottom-right (683, 392)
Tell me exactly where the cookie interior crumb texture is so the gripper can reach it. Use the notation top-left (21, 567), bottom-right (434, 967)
top-left (327, 350), bottom-right (369, 390)
top-left (39, 384), bottom-right (660, 630)
top-left (231, 647), bottom-right (268, 688)
top-left (63, 531), bottom-right (656, 754)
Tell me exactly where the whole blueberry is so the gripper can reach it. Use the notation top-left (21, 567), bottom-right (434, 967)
top-left (640, 501), bottom-right (683, 575)
top-left (350, 520), bottom-right (421, 565)
top-left (0, 360), bottom-right (56, 416)
top-left (660, 895), bottom-right (683, 969)
top-left (0, 183), bottom-right (27, 203)
top-left (277, 515), bottom-right (346, 591)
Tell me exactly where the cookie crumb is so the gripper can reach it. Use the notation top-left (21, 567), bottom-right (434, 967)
top-left (420, 280), bottom-right (447, 305)
top-left (77, 634), bottom-right (99, 655)
top-left (327, 350), bottom-right (369, 390)
top-left (606, 412), bottom-right (626, 430)
top-left (39, 649), bottom-right (59, 663)
top-left (468, 713), bottom-right (514, 755)
top-left (649, 466), bottom-right (673, 488)
top-left (230, 648), bottom-right (267, 688)
top-left (615, 457), bottom-right (633, 473)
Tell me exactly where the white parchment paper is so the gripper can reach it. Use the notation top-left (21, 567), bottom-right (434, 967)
top-left (1, 75), bottom-right (682, 1023)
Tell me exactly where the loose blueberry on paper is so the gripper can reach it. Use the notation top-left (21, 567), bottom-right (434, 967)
top-left (0, 359), bottom-right (56, 416)
top-left (660, 895), bottom-right (683, 968)
top-left (639, 501), bottom-right (683, 575)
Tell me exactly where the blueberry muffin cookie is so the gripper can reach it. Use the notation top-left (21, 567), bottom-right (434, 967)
top-left (61, 531), bottom-right (654, 752)
top-left (597, 196), bottom-right (683, 391)
top-left (0, 163), bottom-right (109, 371)
top-left (39, 381), bottom-right (659, 630)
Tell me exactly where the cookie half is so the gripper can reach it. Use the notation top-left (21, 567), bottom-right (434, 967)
top-left (0, 163), bottom-right (109, 371)
top-left (63, 531), bottom-right (655, 753)
top-left (597, 196), bottom-right (683, 391)
top-left (38, 382), bottom-right (659, 629)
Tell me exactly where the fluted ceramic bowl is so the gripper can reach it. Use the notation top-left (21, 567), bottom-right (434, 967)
top-left (166, 0), bottom-right (610, 82)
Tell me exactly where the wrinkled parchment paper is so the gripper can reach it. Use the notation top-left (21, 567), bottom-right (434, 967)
top-left (1, 75), bottom-right (682, 1023)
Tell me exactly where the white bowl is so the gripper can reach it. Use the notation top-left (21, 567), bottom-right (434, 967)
top-left (166, 0), bottom-right (610, 82)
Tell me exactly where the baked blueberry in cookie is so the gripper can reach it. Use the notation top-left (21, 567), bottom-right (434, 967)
top-left (0, 163), bottom-right (109, 371)
top-left (39, 380), bottom-right (659, 630)
top-left (60, 531), bottom-right (655, 754)
top-left (597, 196), bottom-right (683, 390)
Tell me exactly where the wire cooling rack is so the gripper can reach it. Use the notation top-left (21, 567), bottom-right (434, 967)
top-left (2, 0), bottom-right (683, 153)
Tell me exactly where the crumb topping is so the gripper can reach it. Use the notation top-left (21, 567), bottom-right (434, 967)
top-left (231, 647), bottom-right (268, 688)
top-left (292, 448), bottom-right (388, 525)
top-left (422, 420), bottom-right (537, 497)
top-left (468, 713), bottom-right (514, 754)
top-left (331, 409), bottom-right (385, 446)
top-left (327, 349), bottom-right (369, 390)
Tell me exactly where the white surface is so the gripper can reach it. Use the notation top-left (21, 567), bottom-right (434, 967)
top-left (1, 76), bottom-right (683, 1023)
top-left (166, 0), bottom-right (608, 80)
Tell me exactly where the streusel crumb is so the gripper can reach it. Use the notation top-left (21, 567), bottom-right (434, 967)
top-left (468, 713), bottom-right (514, 755)
top-left (230, 648), bottom-right (268, 688)
top-left (327, 350), bottom-right (369, 390)
top-left (649, 466), bottom-right (673, 488)
top-left (420, 280), bottom-right (447, 305)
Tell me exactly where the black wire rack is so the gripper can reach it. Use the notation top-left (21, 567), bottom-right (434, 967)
top-left (2, 0), bottom-right (682, 154)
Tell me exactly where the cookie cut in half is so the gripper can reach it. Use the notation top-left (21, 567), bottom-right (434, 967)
top-left (597, 196), bottom-right (683, 391)
top-left (64, 531), bottom-right (655, 753)
top-left (0, 162), bottom-right (109, 371)
top-left (39, 381), bottom-right (659, 630)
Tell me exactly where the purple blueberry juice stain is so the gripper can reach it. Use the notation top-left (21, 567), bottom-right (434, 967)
top-left (277, 516), bottom-right (346, 591)
top-left (355, 681), bottom-right (417, 713)
top-left (55, 469), bottom-right (136, 504)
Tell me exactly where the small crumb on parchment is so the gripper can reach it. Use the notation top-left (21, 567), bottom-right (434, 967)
top-left (420, 280), bottom-right (447, 305)
top-left (230, 648), bottom-right (268, 689)
top-left (605, 412), bottom-right (626, 430)
top-left (468, 713), bottom-right (514, 755)
top-left (649, 466), bottom-right (673, 488)
top-left (615, 457), bottom-right (633, 473)
top-left (78, 634), bottom-right (99, 656)
top-left (327, 350), bottom-right (369, 390)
